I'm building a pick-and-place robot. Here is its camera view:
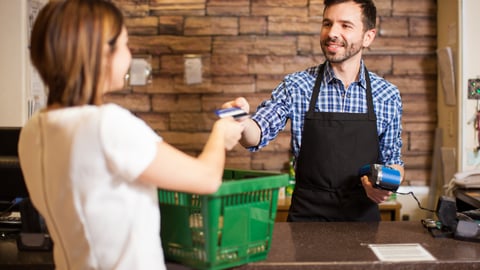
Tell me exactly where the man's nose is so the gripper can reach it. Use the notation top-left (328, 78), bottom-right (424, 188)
top-left (327, 23), bottom-right (341, 38)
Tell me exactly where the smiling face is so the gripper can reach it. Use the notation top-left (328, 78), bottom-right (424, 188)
top-left (320, 1), bottom-right (376, 64)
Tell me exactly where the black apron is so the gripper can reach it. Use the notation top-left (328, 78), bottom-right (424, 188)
top-left (287, 63), bottom-right (380, 222)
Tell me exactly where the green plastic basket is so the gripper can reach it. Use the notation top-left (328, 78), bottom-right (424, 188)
top-left (158, 169), bottom-right (289, 270)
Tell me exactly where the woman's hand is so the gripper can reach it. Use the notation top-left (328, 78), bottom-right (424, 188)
top-left (213, 117), bottom-right (244, 150)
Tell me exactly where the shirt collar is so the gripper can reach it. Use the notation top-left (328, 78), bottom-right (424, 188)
top-left (322, 60), bottom-right (367, 89)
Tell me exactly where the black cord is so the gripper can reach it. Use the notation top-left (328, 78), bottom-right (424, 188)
top-left (394, 191), bottom-right (436, 213)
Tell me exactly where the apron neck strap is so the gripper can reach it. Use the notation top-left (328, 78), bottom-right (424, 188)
top-left (308, 62), bottom-right (376, 120)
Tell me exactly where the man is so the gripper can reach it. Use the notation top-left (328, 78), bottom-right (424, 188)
top-left (223, 0), bottom-right (404, 222)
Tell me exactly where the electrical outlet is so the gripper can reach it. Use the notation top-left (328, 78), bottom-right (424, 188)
top-left (184, 55), bottom-right (202, 85)
top-left (467, 78), bottom-right (480, 99)
top-left (128, 56), bottom-right (152, 86)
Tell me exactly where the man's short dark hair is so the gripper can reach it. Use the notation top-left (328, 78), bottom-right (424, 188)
top-left (324, 0), bottom-right (377, 30)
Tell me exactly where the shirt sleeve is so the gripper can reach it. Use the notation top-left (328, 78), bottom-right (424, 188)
top-left (377, 88), bottom-right (404, 167)
top-left (249, 79), bottom-right (292, 152)
top-left (99, 104), bottom-right (162, 182)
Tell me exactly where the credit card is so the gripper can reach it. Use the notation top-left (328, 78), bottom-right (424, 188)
top-left (215, 107), bottom-right (249, 119)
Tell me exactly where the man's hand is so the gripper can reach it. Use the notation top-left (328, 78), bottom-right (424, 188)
top-left (221, 97), bottom-right (250, 113)
top-left (361, 175), bottom-right (392, 204)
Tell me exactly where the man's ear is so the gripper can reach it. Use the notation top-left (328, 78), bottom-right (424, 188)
top-left (363, 28), bottom-right (376, 48)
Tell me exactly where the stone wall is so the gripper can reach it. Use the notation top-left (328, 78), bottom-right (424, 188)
top-left (107, 0), bottom-right (437, 186)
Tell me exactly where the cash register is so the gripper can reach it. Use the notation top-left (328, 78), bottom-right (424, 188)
top-left (0, 127), bottom-right (26, 231)
top-left (0, 127), bottom-right (52, 250)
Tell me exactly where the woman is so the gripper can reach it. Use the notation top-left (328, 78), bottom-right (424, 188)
top-left (18, 0), bottom-right (244, 269)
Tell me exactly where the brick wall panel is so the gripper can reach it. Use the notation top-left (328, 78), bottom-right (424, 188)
top-left (225, 154), bottom-right (253, 170)
top-left (268, 16), bottom-right (322, 35)
top-left (104, 93), bottom-right (151, 112)
top-left (379, 17), bottom-right (408, 37)
top-left (363, 55), bottom-right (393, 77)
top-left (185, 17), bottom-right (238, 36)
top-left (252, 0), bottom-right (308, 7)
top-left (133, 76), bottom-right (175, 94)
top-left (160, 55), bottom-right (185, 75)
top-left (115, 0), bottom-right (438, 185)
top-left (213, 36), bottom-right (297, 55)
top-left (129, 35), bottom-right (212, 54)
top-left (212, 75), bottom-right (255, 85)
top-left (409, 131), bottom-right (435, 152)
top-left (207, 0), bottom-right (250, 16)
top-left (368, 37), bottom-right (436, 54)
top-left (161, 131), bottom-right (209, 152)
top-left (256, 75), bottom-right (287, 92)
top-left (252, 6), bottom-right (308, 17)
top-left (404, 122), bottom-right (436, 133)
top-left (251, 150), bottom-right (291, 171)
top-left (150, 0), bottom-right (206, 16)
top-left (113, 0), bottom-right (149, 17)
top-left (170, 112), bottom-right (216, 131)
top-left (151, 94), bottom-right (202, 113)
top-left (210, 82), bottom-right (256, 94)
top-left (125, 17), bottom-right (158, 35)
top-left (375, 0), bottom-right (393, 17)
top-left (410, 17), bottom-right (436, 37)
top-left (393, 0), bottom-right (436, 17)
top-left (211, 54), bottom-right (249, 75)
top-left (386, 75), bottom-right (436, 95)
top-left (212, 76), bottom-right (255, 94)
top-left (172, 77), bottom-right (216, 94)
top-left (308, 0), bottom-right (323, 17)
top-left (393, 55), bottom-right (437, 75)
top-left (159, 55), bottom-right (211, 77)
top-left (137, 112), bottom-right (170, 131)
top-left (403, 154), bottom-right (432, 169)
top-left (248, 56), bottom-right (289, 75)
top-left (402, 100), bottom-right (437, 122)
top-left (296, 35), bottom-right (323, 56)
top-left (159, 16), bottom-right (184, 35)
top-left (406, 170), bottom-right (431, 185)
top-left (283, 56), bottom-right (323, 74)
top-left (239, 17), bottom-right (267, 35)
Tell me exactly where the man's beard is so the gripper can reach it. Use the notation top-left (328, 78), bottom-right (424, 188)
top-left (321, 37), bottom-right (363, 63)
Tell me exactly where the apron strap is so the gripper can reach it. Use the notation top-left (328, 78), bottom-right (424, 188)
top-left (307, 63), bottom-right (376, 120)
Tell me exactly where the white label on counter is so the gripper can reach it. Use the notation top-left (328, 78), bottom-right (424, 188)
top-left (368, 243), bottom-right (436, 262)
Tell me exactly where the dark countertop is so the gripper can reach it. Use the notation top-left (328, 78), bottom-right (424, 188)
top-left (2, 221), bottom-right (480, 270)
top-left (235, 221), bottom-right (480, 270)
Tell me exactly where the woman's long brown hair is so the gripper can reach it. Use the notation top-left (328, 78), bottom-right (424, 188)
top-left (30, 0), bottom-right (124, 106)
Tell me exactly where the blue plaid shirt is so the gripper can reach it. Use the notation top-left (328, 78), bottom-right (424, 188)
top-left (250, 61), bottom-right (404, 167)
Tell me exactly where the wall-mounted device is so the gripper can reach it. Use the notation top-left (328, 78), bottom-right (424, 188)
top-left (467, 78), bottom-right (480, 99)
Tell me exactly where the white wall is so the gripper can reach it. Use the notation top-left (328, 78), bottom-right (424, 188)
top-left (460, 0), bottom-right (480, 171)
top-left (0, 0), bottom-right (29, 127)
top-left (396, 186), bottom-right (430, 221)
top-left (0, 0), bottom-right (47, 127)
